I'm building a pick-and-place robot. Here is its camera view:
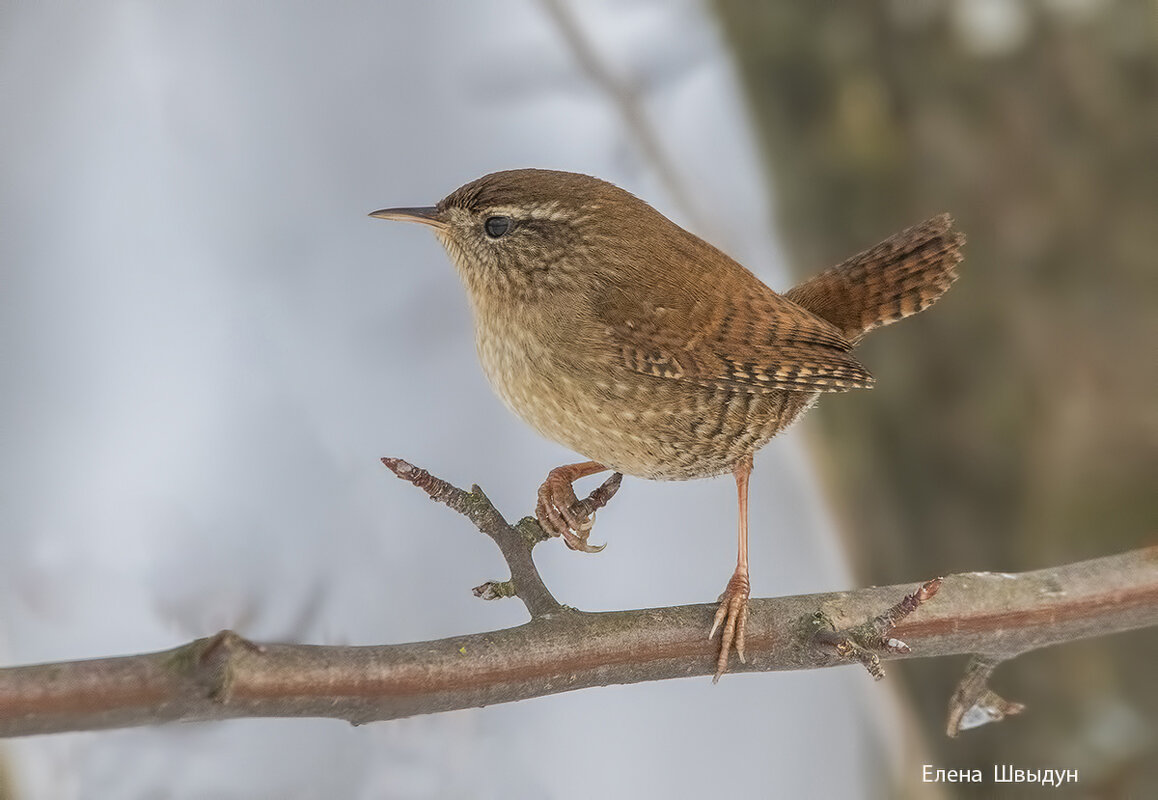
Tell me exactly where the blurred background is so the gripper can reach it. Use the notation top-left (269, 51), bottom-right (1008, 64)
top-left (1, 1), bottom-right (1154, 798)
top-left (712, 1), bottom-right (1158, 796)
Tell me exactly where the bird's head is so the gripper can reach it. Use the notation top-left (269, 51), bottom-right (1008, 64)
top-left (372, 169), bottom-right (654, 302)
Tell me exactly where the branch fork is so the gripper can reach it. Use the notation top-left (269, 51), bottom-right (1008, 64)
top-left (811, 578), bottom-right (943, 680)
top-left (380, 457), bottom-right (566, 618)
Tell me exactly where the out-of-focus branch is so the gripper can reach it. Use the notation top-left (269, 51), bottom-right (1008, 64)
top-left (538, 0), bottom-right (705, 231)
top-left (0, 460), bottom-right (1154, 739)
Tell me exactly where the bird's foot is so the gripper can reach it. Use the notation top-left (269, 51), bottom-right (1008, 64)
top-left (709, 569), bottom-right (750, 682)
top-left (535, 468), bottom-right (622, 553)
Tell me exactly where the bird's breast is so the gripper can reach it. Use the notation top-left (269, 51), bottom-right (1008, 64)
top-left (469, 297), bottom-right (816, 480)
top-left (473, 305), bottom-right (592, 447)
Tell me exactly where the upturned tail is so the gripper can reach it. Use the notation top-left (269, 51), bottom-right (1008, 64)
top-left (784, 214), bottom-right (964, 344)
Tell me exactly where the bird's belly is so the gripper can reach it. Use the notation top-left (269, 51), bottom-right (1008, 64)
top-left (476, 324), bottom-right (817, 480)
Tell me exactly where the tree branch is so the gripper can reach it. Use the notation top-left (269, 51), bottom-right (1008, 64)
top-left (379, 457), bottom-right (562, 618)
top-left (538, 0), bottom-right (707, 232)
top-left (945, 654), bottom-right (1026, 737)
top-left (1, 460), bottom-right (1154, 739)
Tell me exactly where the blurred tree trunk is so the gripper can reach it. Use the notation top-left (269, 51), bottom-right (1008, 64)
top-left (711, 1), bottom-right (1157, 796)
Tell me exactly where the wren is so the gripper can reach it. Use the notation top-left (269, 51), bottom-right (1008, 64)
top-left (372, 169), bottom-right (963, 680)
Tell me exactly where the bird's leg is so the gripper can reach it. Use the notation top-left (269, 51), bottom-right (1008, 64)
top-left (710, 454), bottom-right (753, 682)
top-left (535, 461), bottom-right (621, 553)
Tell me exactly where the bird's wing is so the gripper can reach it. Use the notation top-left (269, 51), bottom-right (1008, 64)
top-left (595, 276), bottom-right (874, 394)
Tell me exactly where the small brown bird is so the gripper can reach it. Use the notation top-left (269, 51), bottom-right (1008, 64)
top-left (372, 169), bottom-right (962, 680)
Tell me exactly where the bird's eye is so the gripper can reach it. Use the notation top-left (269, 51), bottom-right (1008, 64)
top-left (484, 216), bottom-right (512, 238)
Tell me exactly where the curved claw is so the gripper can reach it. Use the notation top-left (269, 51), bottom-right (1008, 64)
top-left (561, 527), bottom-right (606, 553)
top-left (709, 570), bottom-right (750, 682)
top-left (547, 501), bottom-right (606, 553)
top-left (535, 468), bottom-right (619, 553)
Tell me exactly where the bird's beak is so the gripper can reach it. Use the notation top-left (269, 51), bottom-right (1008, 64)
top-left (368, 206), bottom-right (447, 230)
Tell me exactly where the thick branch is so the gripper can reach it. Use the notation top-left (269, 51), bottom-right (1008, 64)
top-left (2, 547), bottom-right (1154, 737)
top-left (3, 460), bottom-right (1154, 737)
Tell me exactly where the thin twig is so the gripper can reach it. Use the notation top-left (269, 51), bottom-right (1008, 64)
top-left (945, 655), bottom-right (1025, 737)
top-left (380, 457), bottom-right (562, 618)
top-left (812, 578), bottom-right (942, 680)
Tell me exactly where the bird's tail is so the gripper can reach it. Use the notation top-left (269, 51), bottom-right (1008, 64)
top-left (784, 214), bottom-right (964, 344)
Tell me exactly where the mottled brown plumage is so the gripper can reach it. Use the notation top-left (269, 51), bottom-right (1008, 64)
top-left (372, 169), bottom-right (963, 679)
